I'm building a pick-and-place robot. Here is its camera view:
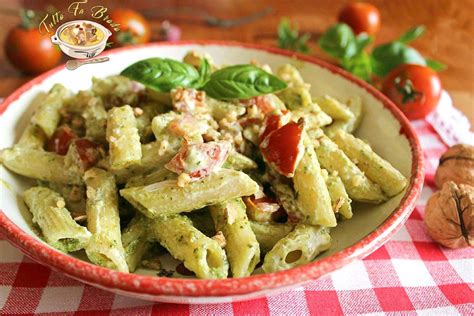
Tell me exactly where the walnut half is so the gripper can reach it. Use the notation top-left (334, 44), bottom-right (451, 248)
top-left (435, 144), bottom-right (474, 188)
top-left (424, 181), bottom-right (473, 249)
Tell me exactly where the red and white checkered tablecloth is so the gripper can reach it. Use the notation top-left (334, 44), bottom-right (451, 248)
top-left (0, 118), bottom-right (473, 315)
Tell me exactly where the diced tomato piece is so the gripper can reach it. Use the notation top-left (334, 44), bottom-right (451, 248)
top-left (258, 110), bottom-right (290, 144)
top-left (165, 141), bottom-right (231, 181)
top-left (74, 139), bottom-right (101, 170)
top-left (239, 117), bottom-right (261, 128)
top-left (260, 120), bottom-right (304, 177)
top-left (47, 126), bottom-right (77, 155)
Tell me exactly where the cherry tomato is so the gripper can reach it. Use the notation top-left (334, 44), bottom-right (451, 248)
top-left (338, 2), bottom-right (381, 35)
top-left (74, 139), bottom-right (101, 170)
top-left (382, 64), bottom-right (442, 120)
top-left (5, 27), bottom-right (61, 74)
top-left (259, 110), bottom-right (290, 144)
top-left (108, 9), bottom-right (151, 46)
top-left (260, 120), bottom-right (304, 177)
top-left (47, 126), bottom-right (77, 155)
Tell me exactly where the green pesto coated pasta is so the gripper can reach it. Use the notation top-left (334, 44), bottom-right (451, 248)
top-left (331, 130), bottom-right (407, 197)
top-left (31, 84), bottom-right (70, 137)
top-left (107, 105), bottom-right (142, 170)
top-left (316, 95), bottom-right (354, 121)
top-left (262, 224), bottom-right (331, 273)
top-left (122, 215), bottom-right (150, 272)
top-left (120, 168), bottom-right (259, 218)
top-left (148, 214), bottom-right (228, 279)
top-left (325, 173), bottom-right (352, 220)
top-left (24, 186), bottom-right (91, 252)
top-left (84, 168), bottom-right (128, 272)
top-left (249, 221), bottom-right (294, 253)
top-left (0, 147), bottom-right (82, 185)
top-left (293, 135), bottom-right (337, 227)
top-left (209, 198), bottom-right (260, 277)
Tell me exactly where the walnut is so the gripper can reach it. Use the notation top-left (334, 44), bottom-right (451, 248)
top-left (424, 181), bottom-right (473, 249)
top-left (435, 144), bottom-right (474, 187)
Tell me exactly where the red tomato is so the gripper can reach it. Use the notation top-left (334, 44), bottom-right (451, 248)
top-left (260, 120), bottom-right (304, 177)
top-left (108, 9), bottom-right (151, 46)
top-left (338, 2), bottom-right (381, 35)
top-left (165, 141), bottom-right (231, 181)
top-left (74, 139), bottom-right (101, 170)
top-left (5, 27), bottom-right (61, 74)
top-left (382, 64), bottom-right (442, 120)
top-left (47, 126), bottom-right (77, 155)
top-left (259, 110), bottom-right (290, 144)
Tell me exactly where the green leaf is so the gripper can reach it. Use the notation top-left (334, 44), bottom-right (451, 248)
top-left (195, 58), bottom-right (211, 88)
top-left (318, 23), bottom-right (358, 60)
top-left (426, 59), bottom-right (447, 71)
top-left (398, 25), bottom-right (426, 44)
top-left (371, 42), bottom-right (426, 76)
top-left (202, 65), bottom-right (287, 100)
top-left (355, 33), bottom-right (373, 52)
top-left (120, 58), bottom-right (201, 92)
top-left (341, 52), bottom-right (372, 81)
top-left (277, 18), bottom-right (311, 53)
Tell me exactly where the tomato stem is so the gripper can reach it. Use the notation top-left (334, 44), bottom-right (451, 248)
top-left (394, 76), bottom-right (422, 104)
top-left (19, 9), bottom-right (37, 29)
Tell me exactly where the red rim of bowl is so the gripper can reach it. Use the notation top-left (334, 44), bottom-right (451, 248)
top-left (0, 40), bottom-right (424, 298)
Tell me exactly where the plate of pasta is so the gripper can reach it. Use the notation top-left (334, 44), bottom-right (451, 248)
top-left (0, 41), bottom-right (423, 303)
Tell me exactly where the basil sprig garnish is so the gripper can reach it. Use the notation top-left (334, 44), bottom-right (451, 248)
top-left (121, 59), bottom-right (287, 100)
top-left (120, 58), bottom-right (204, 92)
top-left (202, 65), bottom-right (287, 100)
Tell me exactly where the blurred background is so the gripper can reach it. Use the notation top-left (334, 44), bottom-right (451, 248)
top-left (0, 0), bottom-right (472, 124)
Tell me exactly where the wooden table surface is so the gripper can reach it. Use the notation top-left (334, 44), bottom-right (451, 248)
top-left (1, 0), bottom-right (473, 125)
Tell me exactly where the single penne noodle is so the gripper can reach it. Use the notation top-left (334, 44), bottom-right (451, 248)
top-left (249, 221), bottom-right (294, 253)
top-left (293, 135), bottom-right (337, 227)
top-left (107, 105), bottom-right (143, 170)
top-left (276, 64), bottom-right (306, 86)
top-left (17, 93), bottom-right (48, 149)
top-left (330, 130), bottom-right (407, 197)
top-left (315, 95), bottom-right (354, 121)
top-left (148, 214), bottom-right (228, 279)
top-left (31, 84), bottom-right (70, 137)
top-left (277, 85), bottom-right (312, 110)
top-left (206, 97), bottom-right (246, 121)
top-left (209, 198), bottom-right (260, 277)
top-left (84, 168), bottom-right (128, 273)
top-left (122, 215), bottom-right (150, 272)
top-left (324, 95), bottom-right (363, 136)
top-left (82, 97), bottom-right (107, 143)
top-left (262, 224), bottom-right (331, 273)
top-left (23, 186), bottom-right (91, 252)
top-left (0, 146), bottom-right (82, 185)
top-left (325, 173), bottom-right (352, 220)
top-left (120, 168), bottom-right (259, 218)
top-left (312, 131), bottom-right (386, 203)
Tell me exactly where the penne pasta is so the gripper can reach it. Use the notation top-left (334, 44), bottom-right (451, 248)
top-left (122, 214), bottom-right (151, 272)
top-left (249, 221), bottom-right (294, 253)
top-left (316, 95), bottom-right (354, 121)
top-left (262, 224), bottom-right (331, 273)
top-left (148, 214), bottom-right (228, 279)
top-left (83, 168), bottom-right (128, 272)
top-left (209, 198), bottom-right (260, 277)
top-left (120, 168), bottom-right (259, 218)
top-left (107, 105), bottom-right (142, 170)
top-left (325, 172), bottom-right (352, 219)
top-left (24, 186), bottom-right (91, 252)
top-left (31, 84), bottom-right (70, 137)
top-left (330, 130), bottom-right (407, 197)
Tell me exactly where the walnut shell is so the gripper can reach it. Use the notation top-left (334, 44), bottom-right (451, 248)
top-left (425, 181), bottom-right (473, 249)
top-left (435, 144), bottom-right (474, 188)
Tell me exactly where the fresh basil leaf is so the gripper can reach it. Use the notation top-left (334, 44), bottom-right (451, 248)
top-left (120, 58), bottom-right (200, 92)
top-left (355, 33), bottom-right (373, 52)
top-left (342, 51), bottom-right (372, 81)
top-left (278, 18), bottom-right (311, 53)
top-left (202, 65), bottom-right (287, 100)
top-left (426, 59), bottom-right (447, 72)
top-left (318, 23), bottom-right (358, 60)
top-left (371, 42), bottom-right (426, 76)
top-left (398, 25), bottom-right (426, 44)
top-left (194, 58), bottom-right (211, 88)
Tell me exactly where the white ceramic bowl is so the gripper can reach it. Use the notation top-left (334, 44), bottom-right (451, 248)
top-left (0, 42), bottom-right (424, 304)
top-left (51, 20), bottom-right (112, 59)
